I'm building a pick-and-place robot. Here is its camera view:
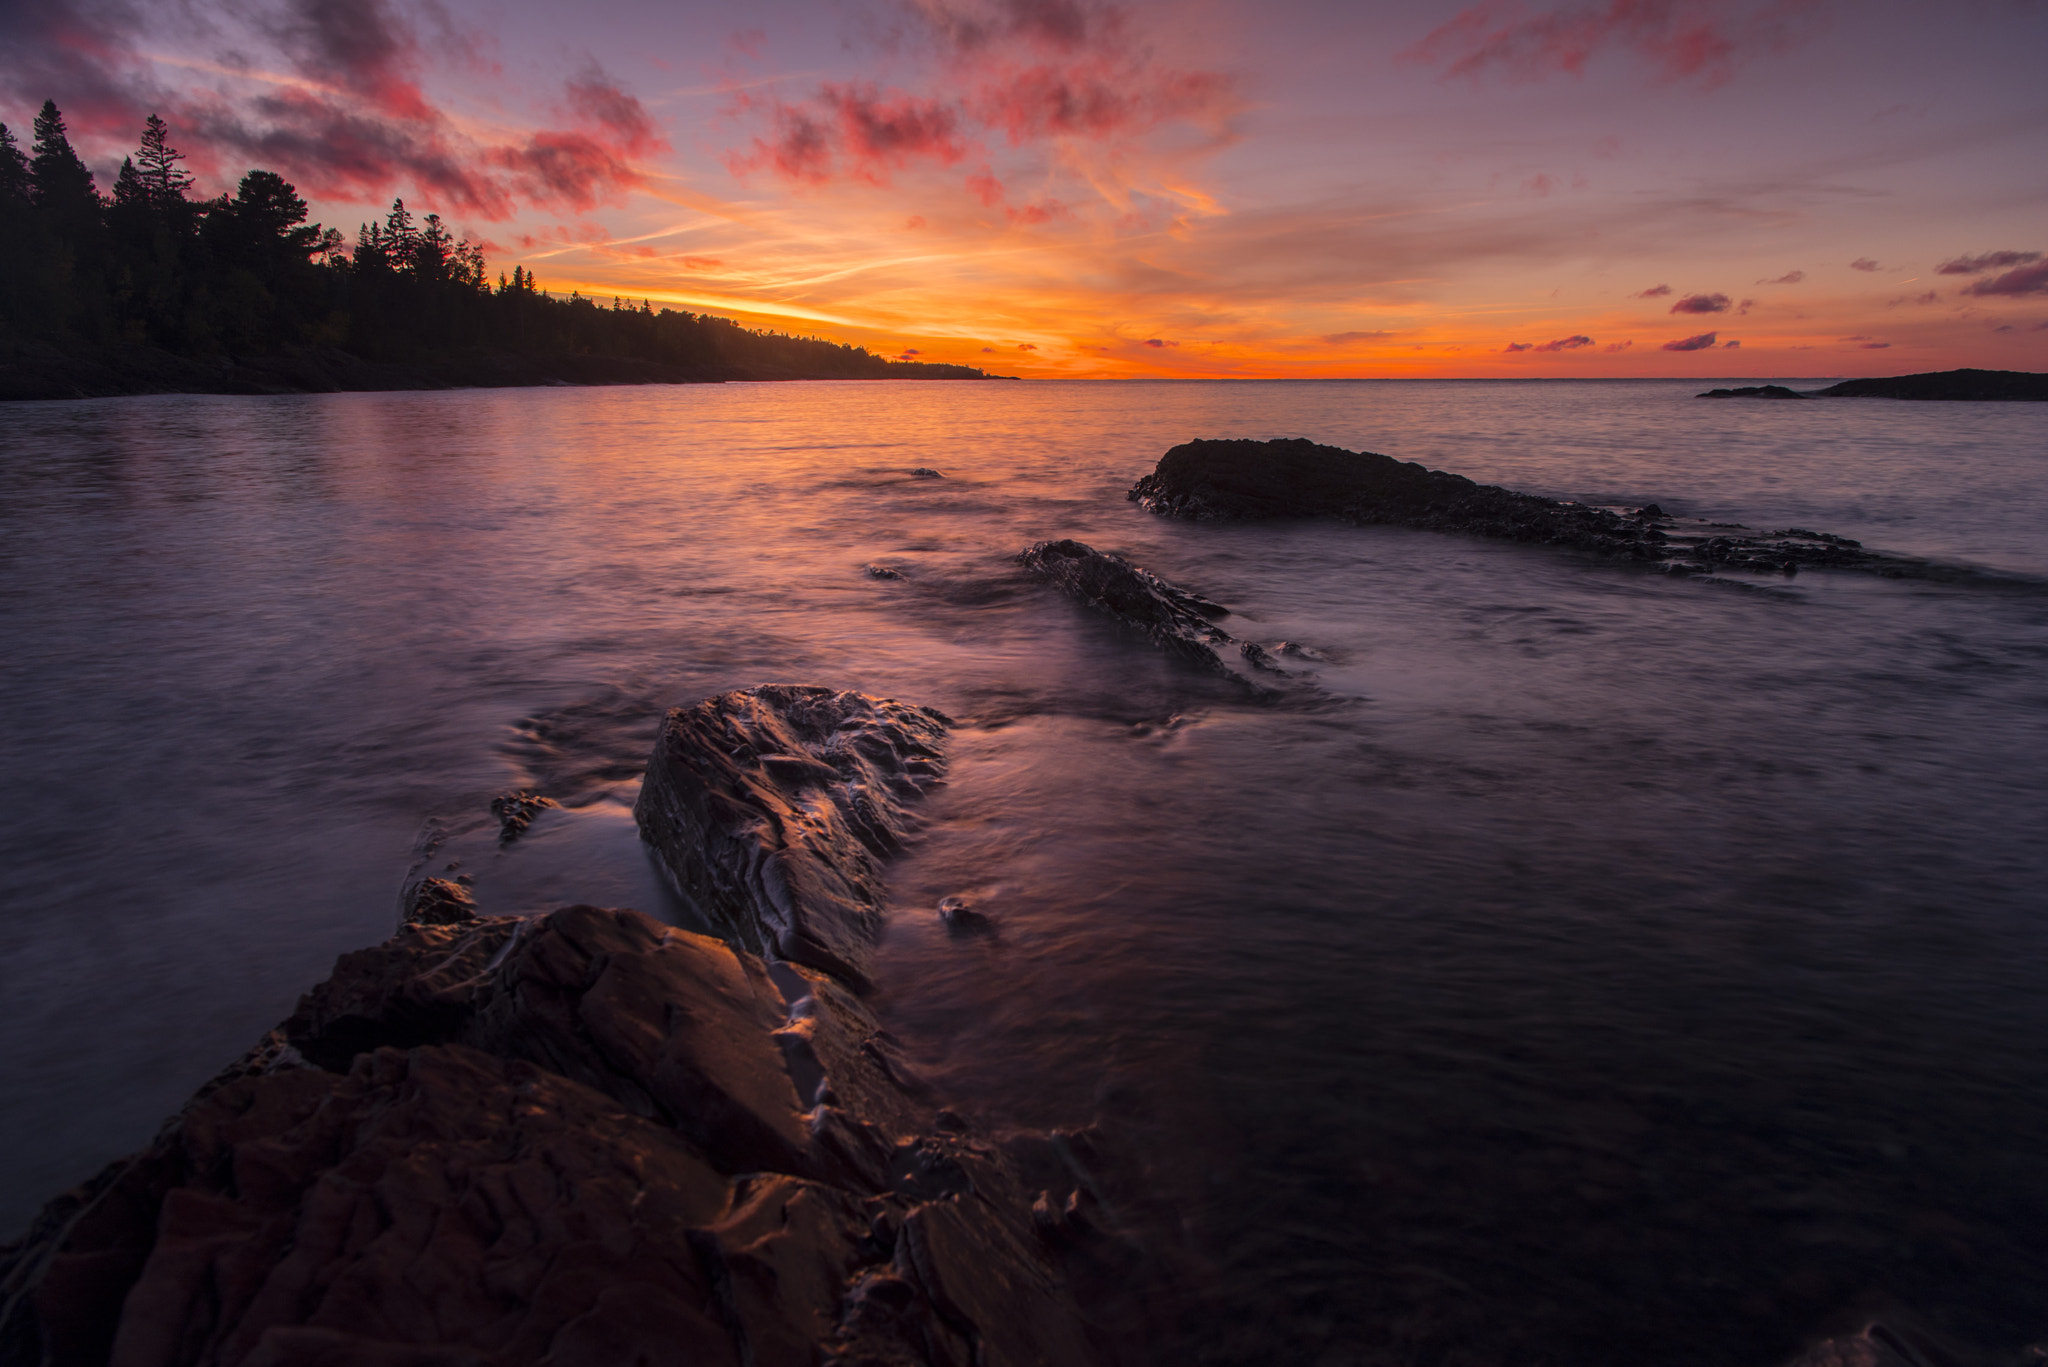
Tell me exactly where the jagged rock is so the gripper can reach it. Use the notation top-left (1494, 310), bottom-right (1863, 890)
top-left (1017, 539), bottom-right (1239, 677)
top-left (1697, 384), bottom-right (1811, 399)
top-left (865, 563), bottom-right (906, 580)
top-left (399, 875), bottom-right (477, 927)
top-left (487, 789), bottom-right (557, 842)
top-left (907, 467), bottom-right (944, 478)
top-left (1129, 437), bottom-right (2024, 585)
top-left (0, 906), bottom-right (1118, 1367)
top-left (633, 686), bottom-right (949, 991)
top-left (1812, 368), bottom-right (2048, 401)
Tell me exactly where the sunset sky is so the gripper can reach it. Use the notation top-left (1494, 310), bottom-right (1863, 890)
top-left (5, 0), bottom-right (2045, 376)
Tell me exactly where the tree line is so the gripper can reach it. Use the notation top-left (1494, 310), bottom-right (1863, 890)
top-left (0, 101), bottom-right (992, 390)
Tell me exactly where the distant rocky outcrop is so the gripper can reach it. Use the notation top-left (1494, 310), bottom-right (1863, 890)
top-left (1697, 384), bottom-right (1811, 399)
top-left (0, 686), bottom-right (1132, 1367)
top-left (1811, 369), bottom-right (2048, 401)
top-left (1129, 437), bottom-right (2023, 584)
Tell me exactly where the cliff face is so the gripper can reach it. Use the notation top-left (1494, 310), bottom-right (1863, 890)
top-left (0, 688), bottom-right (1126, 1367)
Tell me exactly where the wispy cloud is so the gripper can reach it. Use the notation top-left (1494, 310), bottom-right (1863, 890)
top-left (1936, 249), bottom-right (2040, 275)
top-left (1662, 331), bottom-right (1719, 350)
top-left (1671, 291), bottom-right (1730, 314)
top-left (1757, 269), bottom-right (1803, 284)
top-left (1403, 0), bottom-right (1828, 90)
top-left (1962, 260), bottom-right (2048, 297)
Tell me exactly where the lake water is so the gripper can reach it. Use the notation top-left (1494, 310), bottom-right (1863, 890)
top-left (2, 379), bottom-right (2045, 1365)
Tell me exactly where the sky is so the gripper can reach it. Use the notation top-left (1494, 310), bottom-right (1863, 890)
top-left (4, 0), bottom-right (2046, 377)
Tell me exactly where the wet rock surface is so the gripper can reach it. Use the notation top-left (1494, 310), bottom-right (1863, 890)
top-left (1130, 437), bottom-right (2028, 585)
top-left (1, 686), bottom-right (1134, 1367)
top-left (633, 685), bottom-right (950, 991)
top-left (1018, 539), bottom-right (1238, 676)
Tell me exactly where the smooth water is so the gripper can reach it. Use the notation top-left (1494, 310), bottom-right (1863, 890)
top-left (2, 380), bottom-right (2045, 1364)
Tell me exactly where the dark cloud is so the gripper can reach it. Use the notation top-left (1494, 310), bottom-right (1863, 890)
top-left (1758, 269), bottom-right (1804, 284)
top-left (1858, 341), bottom-right (1890, 348)
top-left (1604, 339), bottom-right (1633, 352)
top-left (1936, 250), bottom-right (2040, 275)
top-left (0, 0), bottom-right (657, 218)
top-left (1671, 292), bottom-right (1731, 314)
top-left (1723, 339), bottom-right (1741, 348)
top-left (1403, 0), bottom-right (1827, 90)
top-left (1887, 290), bottom-right (1939, 306)
top-left (1143, 337), bottom-right (1176, 347)
top-left (1849, 257), bottom-right (1880, 271)
top-left (1501, 341), bottom-right (1533, 352)
top-left (1017, 342), bottom-right (1037, 349)
top-left (1962, 260), bottom-right (2048, 297)
top-left (1533, 334), bottom-right (1593, 351)
top-left (1661, 331), bottom-right (1719, 351)
top-left (1633, 283), bottom-right (1671, 298)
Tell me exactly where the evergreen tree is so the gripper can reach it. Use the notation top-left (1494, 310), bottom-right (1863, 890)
top-left (0, 123), bottom-right (28, 203)
top-left (28, 100), bottom-right (99, 222)
top-left (134, 115), bottom-right (194, 206)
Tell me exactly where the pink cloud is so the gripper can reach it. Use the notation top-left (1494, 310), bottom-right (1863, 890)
top-left (1849, 257), bottom-right (1880, 271)
top-left (1662, 331), bottom-right (1719, 351)
top-left (1604, 339), bottom-right (1634, 352)
top-left (1633, 283), bottom-right (1672, 298)
top-left (1936, 250), bottom-right (2040, 275)
top-left (1534, 334), bottom-right (1594, 351)
top-left (1403, 0), bottom-right (1825, 90)
top-left (1758, 269), bottom-right (1804, 284)
top-left (1962, 260), bottom-right (2048, 298)
top-left (1671, 292), bottom-right (1730, 314)
top-left (726, 0), bottom-right (1232, 196)
top-left (0, 0), bottom-right (656, 219)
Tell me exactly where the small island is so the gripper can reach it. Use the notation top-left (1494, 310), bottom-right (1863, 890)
top-left (1698, 370), bottom-right (2048, 401)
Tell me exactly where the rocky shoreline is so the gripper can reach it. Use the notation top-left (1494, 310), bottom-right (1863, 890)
top-left (0, 687), bottom-right (1143, 1367)
top-left (1130, 437), bottom-right (2029, 585)
top-left (1697, 369), bottom-right (2048, 401)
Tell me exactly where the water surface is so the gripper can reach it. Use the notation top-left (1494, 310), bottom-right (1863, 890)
top-left (2, 379), bottom-right (2045, 1364)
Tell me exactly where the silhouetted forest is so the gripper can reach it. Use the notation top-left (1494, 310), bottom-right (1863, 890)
top-left (0, 102), bottom-right (997, 400)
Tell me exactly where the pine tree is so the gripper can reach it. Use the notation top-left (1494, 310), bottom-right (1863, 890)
top-left (134, 115), bottom-right (194, 206)
top-left (0, 123), bottom-right (29, 203)
top-left (28, 100), bottom-right (100, 225)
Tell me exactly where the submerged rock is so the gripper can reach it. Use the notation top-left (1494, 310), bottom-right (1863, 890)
top-left (1018, 538), bottom-right (1237, 677)
top-left (0, 905), bottom-right (1115, 1367)
top-left (1697, 384), bottom-right (1811, 399)
top-left (488, 788), bottom-right (557, 842)
top-left (633, 685), bottom-right (949, 991)
top-left (1129, 437), bottom-right (2022, 584)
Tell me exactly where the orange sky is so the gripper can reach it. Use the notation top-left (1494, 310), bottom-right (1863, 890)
top-left (8, 0), bottom-right (2046, 377)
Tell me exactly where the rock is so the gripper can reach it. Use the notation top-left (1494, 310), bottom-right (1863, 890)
top-left (1017, 539), bottom-right (1240, 678)
top-left (1697, 384), bottom-right (1812, 399)
top-left (937, 896), bottom-right (993, 933)
top-left (908, 467), bottom-right (944, 478)
top-left (864, 563), bottom-right (906, 580)
top-left (399, 875), bottom-right (477, 927)
top-left (1129, 437), bottom-right (2030, 586)
top-left (0, 905), bottom-right (1120, 1367)
top-left (633, 686), bottom-right (949, 991)
top-left (487, 789), bottom-right (557, 842)
top-left (1812, 368), bottom-right (2048, 401)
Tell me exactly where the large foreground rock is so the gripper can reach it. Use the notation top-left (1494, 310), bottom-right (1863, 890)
top-left (0, 905), bottom-right (1116, 1367)
top-left (1129, 437), bottom-right (2021, 583)
top-left (633, 686), bottom-right (949, 992)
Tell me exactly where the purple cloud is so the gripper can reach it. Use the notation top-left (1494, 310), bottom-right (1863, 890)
top-left (1633, 283), bottom-right (1672, 298)
top-left (1962, 261), bottom-right (2048, 298)
top-left (1936, 250), bottom-right (2041, 276)
top-left (1671, 292), bottom-right (1731, 314)
top-left (1757, 269), bottom-right (1804, 284)
top-left (1661, 332), bottom-right (1719, 351)
top-left (1849, 257), bottom-right (1881, 272)
top-left (1533, 334), bottom-right (1594, 351)
top-left (1502, 341), bottom-right (1534, 352)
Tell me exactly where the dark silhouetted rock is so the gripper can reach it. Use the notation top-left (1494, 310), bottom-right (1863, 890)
top-left (400, 875), bottom-right (478, 927)
top-left (1813, 368), bottom-right (2048, 401)
top-left (1018, 538), bottom-right (1238, 676)
top-left (633, 686), bottom-right (949, 991)
top-left (0, 904), bottom-right (1118, 1367)
top-left (1697, 384), bottom-right (1811, 399)
top-left (908, 467), bottom-right (944, 478)
top-left (864, 562), bottom-right (906, 579)
top-left (1130, 437), bottom-right (2031, 585)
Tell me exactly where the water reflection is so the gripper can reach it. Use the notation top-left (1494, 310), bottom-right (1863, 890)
top-left (1, 381), bottom-right (2044, 1364)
